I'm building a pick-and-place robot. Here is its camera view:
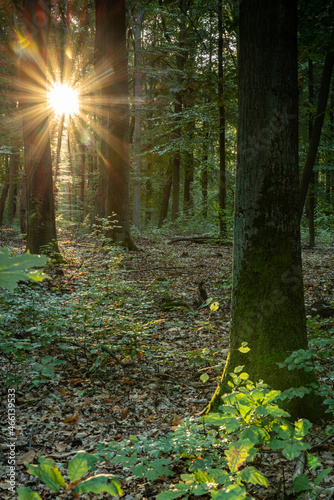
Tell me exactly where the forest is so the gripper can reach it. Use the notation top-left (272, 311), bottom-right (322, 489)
top-left (0, 0), bottom-right (333, 498)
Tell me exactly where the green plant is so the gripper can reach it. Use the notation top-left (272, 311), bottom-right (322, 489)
top-left (17, 452), bottom-right (122, 499)
top-left (0, 249), bottom-right (49, 291)
top-left (28, 355), bottom-right (66, 388)
top-left (95, 358), bottom-right (332, 499)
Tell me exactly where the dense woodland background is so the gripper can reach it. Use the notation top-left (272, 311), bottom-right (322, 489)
top-left (0, 0), bottom-right (333, 242)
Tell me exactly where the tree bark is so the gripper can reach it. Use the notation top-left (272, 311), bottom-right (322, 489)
top-left (158, 170), bottom-right (172, 228)
top-left (308, 58), bottom-right (316, 248)
top-left (8, 149), bottom-right (19, 225)
top-left (171, 0), bottom-right (187, 222)
top-left (208, 0), bottom-right (321, 421)
top-left (299, 50), bottom-right (334, 215)
top-left (133, 10), bottom-right (144, 229)
top-left (94, 0), bottom-right (135, 248)
top-left (20, 0), bottom-right (59, 255)
top-left (218, 0), bottom-right (226, 239)
top-left (0, 156), bottom-right (10, 226)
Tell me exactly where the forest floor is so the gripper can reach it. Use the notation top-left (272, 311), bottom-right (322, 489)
top-left (0, 228), bottom-right (333, 499)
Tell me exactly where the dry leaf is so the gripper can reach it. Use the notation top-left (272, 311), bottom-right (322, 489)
top-left (17, 450), bottom-right (36, 465)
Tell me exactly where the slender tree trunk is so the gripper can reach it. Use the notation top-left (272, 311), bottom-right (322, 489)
top-left (20, 180), bottom-right (26, 234)
top-left (20, 0), bottom-right (59, 255)
top-left (299, 50), bottom-right (334, 214)
top-left (133, 10), bottom-right (144, 229)
top-left (183, 108), bottom-right (194, 216)
top-left (0, 157), bottom-right (9, 226)
top-left (158, 171), bottom-right (172, 228)
top-left (308, 59), bottom-right (316, 248)
top-left (79, 141), bottom-right (85, 221)
top-left (208, 0), bottom-right (321, 421)
top-left (218, 0), bottom-right (226, 239)
top-left (171, 0), bottom-right (187, 222)
top-left (94, 0), bottom-right (135, 248)
top-left (7, 149), bottom-right (19, 225)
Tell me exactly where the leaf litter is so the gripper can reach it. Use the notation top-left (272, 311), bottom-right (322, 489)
top-left (0, 228), bottom-right (333, 499)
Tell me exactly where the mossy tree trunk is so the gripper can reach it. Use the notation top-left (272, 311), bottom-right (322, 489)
top-left (20, 0), bottom-right (59, 256)
top-left (208, 0), bottom-right (321, 421)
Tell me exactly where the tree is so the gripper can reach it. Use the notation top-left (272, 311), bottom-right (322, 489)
top-left (208, 0), bottom-right (321, 421)
top-left (19, 0), bottom-right (59, 255)
top-left (94, 0), bottom-right (135, 248)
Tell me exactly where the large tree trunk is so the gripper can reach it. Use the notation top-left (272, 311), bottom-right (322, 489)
top-left (94, 0), bottom-right (135, 248)
top-left (209, 0), bottom-right (320, 421)
top-left (20, 0), bottom-right (59, 255)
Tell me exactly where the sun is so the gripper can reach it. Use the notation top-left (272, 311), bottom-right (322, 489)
top-left (48, 83), bottom-right (79, 116)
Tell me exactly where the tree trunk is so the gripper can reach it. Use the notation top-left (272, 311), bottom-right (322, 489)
top-left (208, 0), bottom-right (321, 421)
top-left (20, 0), bottom-right (59, 255)
top-left (0, 156), bottom-right (10, 226)
top-left (299, 50), bottom-right (334, 214)
top-left (133, 10), bottom-right (144, 229)
top-left (171, 0), bottom-right (187, 222)
top-left (8, 149), bottom-right (19, 225)
top-left (308, 59), bottom-right (316, 248)
top-left (218, 0), bottom-right (226, 239)
top-left (94, 0), bottom-right (135, 248)
top-left (158, 171), bottom-right (172, 228)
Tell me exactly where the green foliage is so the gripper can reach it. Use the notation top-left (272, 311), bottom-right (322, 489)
top-left (18, 452), bottom-right (122, 499)
top-left (0, 249), bottom-right (49, 292)
top-left (96, 362), bottom-right (331, 498)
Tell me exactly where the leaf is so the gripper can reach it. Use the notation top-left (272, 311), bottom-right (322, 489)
top-left (225, 440), bottom-right (254, 473)
top-left (238, 466), bottom-right (269, 486)
top-left (157, 482), bottom-right (190, 500)
top-left (314, 467), bottom-right (332, 487)
top-left (25, 463), bottom-right (66, 492)
top-left (17, 487), bottom-right (42, 500)
top-left (238, 343), bottom-right (250, 353)
top-left (293, 419), bottom-right (312, 440)
top-left (68, 455), bottom-right (89, 482)
top-left (292, 474), bottom-right (311, 492)
top-left (211, 484), bottom-right (247, 499)
top-left (74, 474), bottom-right (122, 495)
top-left (200, 373), bottom-right (209, 383)
top-left (210, 302), bottom-right (219, 312)
top-left (0, 249), bottom-right (49, 292)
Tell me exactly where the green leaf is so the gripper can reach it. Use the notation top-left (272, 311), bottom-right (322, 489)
top-left (17, 487), bottom-right (42, 500)
top-left (225, 440), bottom-right (254, 473)
top-left (41, 356), bottom-right (53, 365)
top-left (157, 482), bottom-right (190, 499)
top-left (200, 373), bottom-right (209, 383)
top-left (68, 455), bottom-right (89, 482)
top-left (25, 463), bottom-right (66, 492)
top-left (293, 419), bottom-right (312, 440)
top-left (282, 441), bottom-right (311, 460)
top-left (74, 475), bottom-right (122, 495)
top-left (234, 365), bottom-right (244, 373)
top-left (292, 474), bottom-right (311, 492)
top-left (314, 467), bottom-right (332, 487)
top-left (0, 249), bottom-right (49, 292)
top-left (211, 484), bottom-right (247, 499)
top-left (238, 466), bottom-right (269, 486)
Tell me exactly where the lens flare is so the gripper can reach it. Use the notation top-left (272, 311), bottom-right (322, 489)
top-left (48, 83), bottom-right (79, 116)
